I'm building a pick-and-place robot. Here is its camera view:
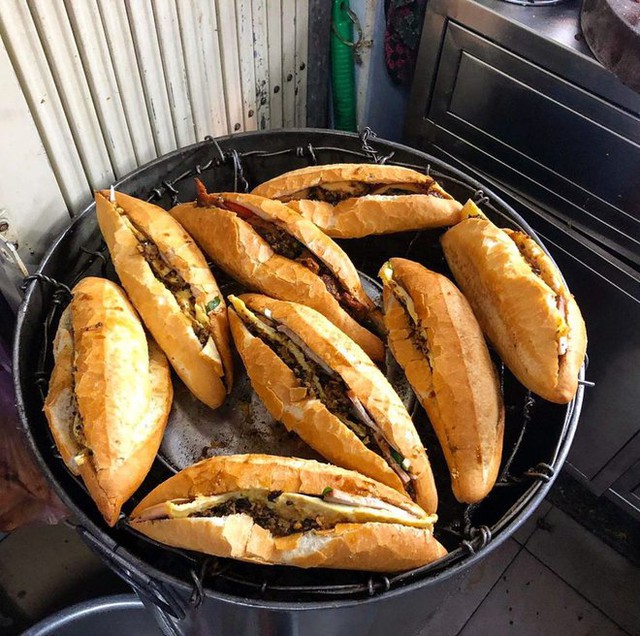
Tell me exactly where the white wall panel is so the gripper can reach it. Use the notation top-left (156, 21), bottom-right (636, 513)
top-left (281, 0), bottom-right (297, 128)
top-left (0, 0), bottom-right (310, 287)
top-left (294, 0), bottom-right (309, 127)
top-left (151, 0), bottom-right (197, 148)
top-left (176, 0), bottom-right (228, 139)
top-left (216, 1), bottom-right (244, 133)
top-left (0, 0), bottom-right (91, 211)
top-left (64, 0), bottom-right (138, 178)
top-left (251, 0), bottom-right (270, 130)
top-left (96, 0), bottom-right (157, 166)
top-left (266, 0), bottom-right (284, 128)
top-left (236, 0), bottom-right (258, 132)
top-left (125, 0), bottom-right (177, 155)
top-left (0, 37), bottom-right (69, 274)
top-left (28, 0), bottom-right (115, 188)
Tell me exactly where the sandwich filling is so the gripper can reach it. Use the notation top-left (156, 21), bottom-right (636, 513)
top-left (461, 202), bottom-right (570, 358)
top-left (68, 381), bottom-right (92, 472)
top-left (231, 297), bottom-right (415, 492)
top-left (133, 488), bottom-right (435, 536)
top-left (57, 314), bottom-right (92, 473)
top-left (380, 264), bottom-right (435, 375)
top-left (278, 181), bottom-right (448, 205)
top-left (505, 230), bottom-right (569, 357)
top-left (202, 192), bottom-right (372, 324)
top-left (114, 205), bottom-right (225, 371)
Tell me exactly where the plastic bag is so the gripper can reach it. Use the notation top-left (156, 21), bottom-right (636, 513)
top-left (0, 337), bottom-right (67, 531)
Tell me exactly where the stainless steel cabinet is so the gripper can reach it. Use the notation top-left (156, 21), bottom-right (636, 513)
top-left (405, 0), bottom-right (640, 515)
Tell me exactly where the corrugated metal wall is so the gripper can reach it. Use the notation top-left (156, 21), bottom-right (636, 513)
top-left (0, 0), bottom-right (309, 274)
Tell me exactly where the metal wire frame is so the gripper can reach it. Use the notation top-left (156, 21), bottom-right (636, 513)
top-left (20, 127), bottom-right (591, 606)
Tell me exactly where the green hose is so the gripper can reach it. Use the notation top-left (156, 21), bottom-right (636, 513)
top-left (331, 0), bottom-right (357, 132)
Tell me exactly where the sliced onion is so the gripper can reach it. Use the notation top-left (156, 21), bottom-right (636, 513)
top-left (347, 391), bottom-right (381, 435)
top-left (276, 325), bottom-right (335, 377)
top-left (375, 434), bottom-right (411, 486)
top-left (323, 489), bottom-right (420, 518)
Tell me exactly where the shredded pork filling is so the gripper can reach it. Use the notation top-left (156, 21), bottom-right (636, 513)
top-left (239, 308), bottom-right (412, 479)
top-left (280, 181), bottom-right (445, 204)
top-left (143, 488), bottom-right (431, 534)
top-left (387, 278), bottom-right (434, 374)
top-left (117, 206), bottom-right (214, 347)
top-left (217, 200), bottom-right (370, 322)
top-left (192, 493), bottom-right (325, 537)
top-left (67, 326), bottom-right (89, 458)
top-left (508, 230), bottom-right (569, 355)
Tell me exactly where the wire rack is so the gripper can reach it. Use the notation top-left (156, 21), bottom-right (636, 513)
top-left (17, 128), bottom-right (589, 617)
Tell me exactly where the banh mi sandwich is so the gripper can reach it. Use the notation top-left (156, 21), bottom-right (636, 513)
top-left (44, 277), bottom-right (173, 526)
top-left (251, 163), bottom-right (463, 238)
top-left (130, 454), bottom-right (446, 571)
top-left (380, 259), bottom-right (505, 504)
top-left (441, 201), bottom-right (587, 404)
top-left (169, 182), bottom-right (384, 361)
top-left (227, 294), bottom-right (438, 514)
top-left (96, 189), bottom-right (233, 409)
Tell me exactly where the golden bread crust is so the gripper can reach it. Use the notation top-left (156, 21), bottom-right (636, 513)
top-left (130, 454), bottom-right (444, 572)
top-left (220, 192), bottom-right (376, 310)
top-left (251, 163), bottom-right (462, 238)
top-left (169, 199), bottom-right (384, 361)
top-left (441, 215), bottom-right (587, 403)
top-left (251, 163), bottom-right (436, 198)
top-left (382, 259), bottom-right (504, 503)
top-left (227, 309), bottom-right (404, 492)
top-left (235, 295), bottom-right (438, 514)
top-left (96, 191), bottom-right (231, 408)
top-left (44, 278), bottom-right (173, 525)
top-left (288, 196), bottom-right (463, 238)
top-left (43, 307), bottom-right (81, 472)
top-left (132, 453), bottom-right (427, 515)
top-left (130, 516), bottom-right (446, 572)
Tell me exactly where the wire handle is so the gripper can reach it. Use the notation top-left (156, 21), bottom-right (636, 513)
top-left (75, 524), bottom-right (188, 621)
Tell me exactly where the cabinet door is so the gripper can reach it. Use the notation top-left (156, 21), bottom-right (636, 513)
top-left (409, 147), bottom-right (640, 495)
top-left (409, 17), bottom-right (640, 267)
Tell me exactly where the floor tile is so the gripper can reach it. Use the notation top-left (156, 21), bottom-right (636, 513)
top-left (459, 549), bottom-right (628, 635)
top-left (417, 539), bottom-right (521, 636)
top-left (0, 521), bottom-right (127, 623)
top-left (512, 500), bottom-right (553, 546)
top-left (525, 506), bottom-right (640, 635)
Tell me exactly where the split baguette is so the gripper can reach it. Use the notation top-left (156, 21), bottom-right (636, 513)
top-left (130, 454), bottom-right (447, 572)
top-left (44, 277), bottom-right (173, 526)
top-left (169, 184), bottom-right (384, 361)
top-left (227, 293), bottom-right (438, 514)
top-left (380, 258), bottom-right (505, 503)
top-left (441, 201), bottom-right (587, 403)
top-left (96, 189), bottom-right (233, 409)
top-left (251, 163), bottom-right (463, 238)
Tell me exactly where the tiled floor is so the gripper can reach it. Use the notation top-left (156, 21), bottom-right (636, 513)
top-left (1, 501), bottom-right (638, 635)
top-left (418, 503), bottom-right (639, 636)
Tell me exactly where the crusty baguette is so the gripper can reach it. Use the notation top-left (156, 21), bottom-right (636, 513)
top-left (44, 277), bottom-right (173, 526)
top-left (380, 258), bottom-right (504, 503)
top-left (96, 190), bottom-right (233, 409)
top-left (227, 294), bottom-right (438, 514)
top-left (251, 163), bottom-right (463, 238)
top-left (130, 454), bottom-right (446, 572)
top-left (441, 201), bottom-right (587, 403)
top-left (169, 187), bottom-right (384, 361)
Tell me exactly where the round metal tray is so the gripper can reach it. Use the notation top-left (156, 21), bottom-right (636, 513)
top-left (14, 129), bottom-right (584, 615)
